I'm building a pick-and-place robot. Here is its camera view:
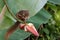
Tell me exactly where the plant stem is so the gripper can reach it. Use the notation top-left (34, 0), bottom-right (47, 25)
top-left (0, 5), bottom-right (7, 15)
top-left (0, 5), bottom-right (7, 23)
top-left (3, 0), bottom-right (23, 23)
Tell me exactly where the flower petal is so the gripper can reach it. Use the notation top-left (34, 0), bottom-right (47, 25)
top-left (26, 23), bottom-right (39, 37)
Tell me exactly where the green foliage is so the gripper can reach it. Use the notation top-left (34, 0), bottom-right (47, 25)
top-left (0, 8), bottom-right (51, 40)
top-left (0, 0), bottom-right (60, 40)
top-left (54, 9), bottom-right (60, 26)
top-left (5, 0), bottom-right (47, 18)
top-left (0, 0), bottom-right (4, 8)
top-left (48, 0), bottom-right (60, 5)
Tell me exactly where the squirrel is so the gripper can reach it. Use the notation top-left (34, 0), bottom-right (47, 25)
top-left (5, 10), bottom-right (29, 40)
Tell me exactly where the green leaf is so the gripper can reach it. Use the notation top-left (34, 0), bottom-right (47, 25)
top-left (0, 0), bottom-right (5, 8)
top-left (54, 10), bottom-right (60, 26)
top-left (42, 28), bottom-right (49, 35)
top-left (9, 29), bottom-right (30, 40)
top-left (0, 8), bottom-right (51, 40)
top-left (0, 29), bottom-right (30, 40)
top-left (48, 0), bottom-right (60, 5)
top-left (0, 0), bottom-right (5, 12)
top-left (5, 0), bottom-right (47, 18)
top-left (28, 9), bottom-right (51, 27)
top-left (0, 30), bottom-right (6, 40)
top-left (0, 15), bottom-right (14, 30)
top-left (0, 0), bottom-right (52, 40)
top-left (0, 5), bottom-right (15, 30)
top-left (47, 3), bottom-right (57, 12)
